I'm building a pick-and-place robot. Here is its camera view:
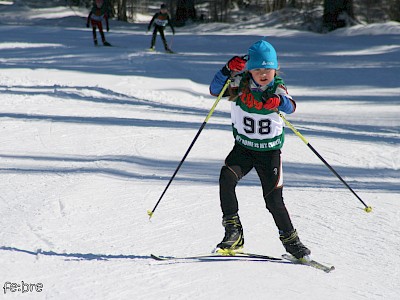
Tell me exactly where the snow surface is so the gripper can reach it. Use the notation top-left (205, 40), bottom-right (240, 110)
top-left (0, 2), bottom-right (399, 300)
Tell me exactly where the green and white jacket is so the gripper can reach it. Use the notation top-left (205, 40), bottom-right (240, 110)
top-left (210, 71), bottom-right (296, 152)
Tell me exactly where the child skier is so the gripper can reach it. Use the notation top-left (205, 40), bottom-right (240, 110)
top-left (209, 40), bottom-right (311, 259)
top-left (86, 0), bottom-right (111, 46)
top-left (147, 3), bottom-right (175, 53)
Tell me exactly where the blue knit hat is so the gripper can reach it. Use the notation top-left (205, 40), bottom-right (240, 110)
top-left (247, 40), bottom-right (278, 70)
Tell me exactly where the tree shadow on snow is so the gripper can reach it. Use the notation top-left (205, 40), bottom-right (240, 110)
top-left (0, 84), bottom-right (229, 120)
top-left (0, 111), bottom-right (231, 131)
top-left (1, 24), bottom-right (399, 91)
top-left (0, 153), bottom-right (398, 192)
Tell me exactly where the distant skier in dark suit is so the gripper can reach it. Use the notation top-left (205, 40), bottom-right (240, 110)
top-left (147, 3), bottom-right (175, 53)
top-left (86, 0), bottom-right (111, 46)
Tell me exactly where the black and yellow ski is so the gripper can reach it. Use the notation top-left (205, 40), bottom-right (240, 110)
top-left (151, 251), bottom-right (335, 273)
top-left (151, 251), bottom-right (282, 262)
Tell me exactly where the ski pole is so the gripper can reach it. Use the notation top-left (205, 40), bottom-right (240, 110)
top-left (147, 79), bottom-right (231, 219)
top-left (277, 111), bottom-right (372, 213)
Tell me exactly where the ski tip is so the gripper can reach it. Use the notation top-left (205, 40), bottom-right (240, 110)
top-left (282, 253), bottom-right (335, 273)
top-left (318, 264), bottom-right (335, 273)
top-left (150, 254), bottom-right (166, 260)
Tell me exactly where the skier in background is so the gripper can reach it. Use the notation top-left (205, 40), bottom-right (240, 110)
top-left (147, 3), bottom-right (175, 53)
top-left (86, 0), bottom-right (111, 46)
top-left (209, 40), bottom-right (311, 259)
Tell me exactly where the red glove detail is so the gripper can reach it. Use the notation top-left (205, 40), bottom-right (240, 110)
top-left (262, 94), bottom-right (281, 110)
top-left (227, 56), bottom-right (247, 72)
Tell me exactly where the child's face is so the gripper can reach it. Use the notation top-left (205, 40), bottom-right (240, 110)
top-left (96, 0), bottom-right (103, 8)
top-left (160, 8), bottom-right (167, 13)
top-left (249, 68), bottom-right (275, 86)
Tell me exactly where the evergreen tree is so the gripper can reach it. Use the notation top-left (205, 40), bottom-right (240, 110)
top-left (323, 0), bottom-right (355, 31)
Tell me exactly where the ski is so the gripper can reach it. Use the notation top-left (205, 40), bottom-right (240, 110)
top-left (151, 252), bottom-right (334, 272)
top-left (151, 252), bottom-right (282, 262)
top-left (146, 48), bottom-right (177, 54)
top-left (94, 44), bottom-right (113, 48)
top-left (282, 254), bottom-right (335, 273)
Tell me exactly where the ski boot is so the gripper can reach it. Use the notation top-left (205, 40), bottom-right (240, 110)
top-left (214, 213), bottom-right (244, 254)
top-left (165, 48), bottom-right (174, 54)
top-left (149, 46), bottom-right (155, 51)
top-left (93, 39), bottom-right (98, 46)
top-left (280, 229), bottom-right (311, 259)
top-left (103, 41), bottom-right (112, 47)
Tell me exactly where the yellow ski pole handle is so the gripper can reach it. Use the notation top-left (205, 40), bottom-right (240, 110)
top-left (278, 112), bottom-right (309, 144)
top-left (147, 79), bottom-right (232, 219)
top-left (277, 112), bottom-right (372, 213)
top-left (204, 79), bottom-right (231, 123)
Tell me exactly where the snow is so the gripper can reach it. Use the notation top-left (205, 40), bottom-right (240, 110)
top-left (1, 2), bottom-right (399, 300)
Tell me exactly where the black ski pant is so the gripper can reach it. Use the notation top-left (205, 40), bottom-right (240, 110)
top-left (151, 25), bottom-right (169, 50)
top-left (219, 144), bottom-right (294, 233)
